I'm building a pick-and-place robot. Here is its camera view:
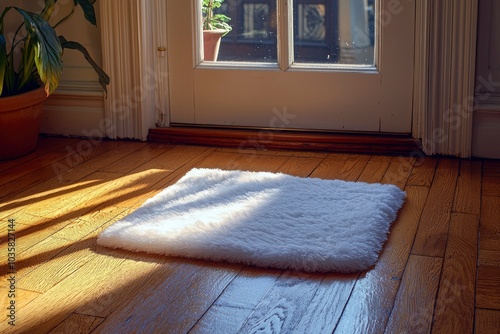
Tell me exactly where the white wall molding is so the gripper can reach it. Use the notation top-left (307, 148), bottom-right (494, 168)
top-left (99, 0), bottom-right (169, 140)
top-left (413, 0), bottom-right (478, 158)
top-left (41, 91), bottom-right (105, 137)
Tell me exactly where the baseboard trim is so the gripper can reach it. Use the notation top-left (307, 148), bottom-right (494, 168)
top-left (148, 126), bottom-right (422, 155)
top-left (472, 110), bottom-right (500, 159)
top-left (41, 91), bottom-right (105, 137)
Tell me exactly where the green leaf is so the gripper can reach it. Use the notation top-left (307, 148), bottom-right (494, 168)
top-left (0, 34), bottom-right (6, 95)
top-left (213, 14), bottom-right (231, 23)
top-left (40, 0), bottom-right (58, 20)
top-left (59, 37), bottom-right (110, 96)
top-left (74, 0), bottom-right (97, 26)
top-left (202, 0), bottom-right (232, 33)
top-left (16, 8), bottom-right (63, 95)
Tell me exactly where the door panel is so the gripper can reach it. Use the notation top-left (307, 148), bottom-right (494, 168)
top-left (167, 0), bottom-right (415, 133)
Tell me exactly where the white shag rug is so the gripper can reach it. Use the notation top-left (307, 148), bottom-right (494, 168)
top-left (97, 168), bottom-right (406, 273)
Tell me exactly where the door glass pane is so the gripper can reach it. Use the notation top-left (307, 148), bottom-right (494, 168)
top-left (209, 0), bottom-right (277, 62)
top-left (293, 0), bottom-right (376, 65)
top-left (203, 0), bottom-right (375, 65)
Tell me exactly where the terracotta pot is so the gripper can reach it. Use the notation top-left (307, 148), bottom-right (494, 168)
top-left (0, 87), bottom-right (47, 160)
top-left (203, 29), bottom-right (226, 61)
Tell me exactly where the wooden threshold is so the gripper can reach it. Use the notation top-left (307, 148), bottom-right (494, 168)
top-left (148, 126), bottom-right (423, 155)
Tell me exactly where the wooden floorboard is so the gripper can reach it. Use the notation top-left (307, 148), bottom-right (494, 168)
top-left (411, 158), bottom-right (460, 257)
top-left (384, 255), bottom-right (443, 334)
top-left (0, 138), bottom-right (497, 333)
top-left (431, 213), bottom-right (478, 334)
top-left (475, 309), bottom-right (500, 334)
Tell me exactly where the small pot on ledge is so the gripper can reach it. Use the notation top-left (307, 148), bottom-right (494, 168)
top-left (203, 29), bottom-right (227, 61)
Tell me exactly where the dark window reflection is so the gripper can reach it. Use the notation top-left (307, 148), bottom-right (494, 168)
top-left (215, 0), bottom-right (375, 65)
top-left (217, 1), bottom-right (278, 62)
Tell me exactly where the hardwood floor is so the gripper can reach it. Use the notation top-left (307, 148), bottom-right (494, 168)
top-left (0, 137), bottom-right (499, 334)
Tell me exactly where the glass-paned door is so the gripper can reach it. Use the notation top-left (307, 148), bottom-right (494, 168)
top-left (166, 0), bottom-right (415, 133)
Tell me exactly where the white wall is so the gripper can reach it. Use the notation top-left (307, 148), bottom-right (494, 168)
top-left (39, 1), bottom-right (106, 137)
top-left (473, 0), bottom-right (500, 158)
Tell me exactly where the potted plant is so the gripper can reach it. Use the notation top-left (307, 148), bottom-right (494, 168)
top-left (202, 0), bottom-right (232, 61)
top-left (0, 1), bottom-right (109, 160)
